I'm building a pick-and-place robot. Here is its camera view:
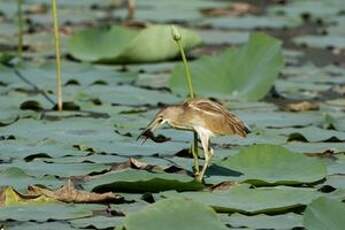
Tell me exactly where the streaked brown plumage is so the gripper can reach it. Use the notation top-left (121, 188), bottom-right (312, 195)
top-left (138, 98), bottom-right (250, 181)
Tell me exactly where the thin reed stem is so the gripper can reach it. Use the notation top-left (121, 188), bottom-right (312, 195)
top-left (51, 0), bottom-right (63, 111)
top-left (171, 26), bottom-right (199, 174)
top-left (17, 0), bottom-right (23, 60)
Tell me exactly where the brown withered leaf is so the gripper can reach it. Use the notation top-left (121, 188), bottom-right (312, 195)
top-left (208, 181), bottom-right (239, 191)
top-left (305, 149), bottom-right (338, 160)
top-left (28, 180), bottom-right (123, 203)
top-left (286, 101), bottom-right (319, 112)
top-left (201, 2), bottom-right (258, 17)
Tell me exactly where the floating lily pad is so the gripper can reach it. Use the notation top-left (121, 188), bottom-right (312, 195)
top-left (123, 198), bottom-right (228, 230)
top-left (0, 168), bottom-right (63, 192)
top-left (304, 197), bottom-right (345, 230)
top-left (294, 35), bottom-right (345, 49)
top-left (83, 169), bottom-right (203, 193)
top-left (0, 203), bottom-right (102, 222)
top-left (1, 160), bottom-right (110, 178)
top-left (284, 126), bottom-right (345, 142)
top-left (204, 15), bottom-right (302, 30)
top-left (223, 213), bottom-right (303, 229)
top-left (6, 222), bottom-right (75, 230)
top-left (69, 216), bottom-right (124, 229)
top-left (284, 142), bottom-right (345, 154)
top-left (219, 144), bottom-right (326, 185)
top-left (68, 25), bottom-right (201, 63)
top-left (162, 184), bottom-right (321, 214)
top-left (170, 32), bottom-right (284, 100)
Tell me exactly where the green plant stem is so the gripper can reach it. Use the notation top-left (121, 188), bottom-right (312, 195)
top-left (176, 41), bottom-right (194, 98)
top-left (17, 0), bottom-right (23, 60)
top-left (51, 0), bottom-right (63, 112)
top-left (174, 31), bottom-right (199, 174)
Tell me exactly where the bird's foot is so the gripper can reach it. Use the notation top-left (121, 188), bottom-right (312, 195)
top-left (195, 171), bottom-right (204, 183)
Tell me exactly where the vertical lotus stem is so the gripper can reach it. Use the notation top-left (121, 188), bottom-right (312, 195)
top-left (17, 0), bottom-right (23, 60)
top-left (51, 0), bottom-right (63, 111)
top-left (171, 25), bottom-right (199, 174)
top-left (126, 0), bottom-right (135, 20)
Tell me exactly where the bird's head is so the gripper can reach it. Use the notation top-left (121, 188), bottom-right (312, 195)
top-left (137, 106), bottom-right (183, 143)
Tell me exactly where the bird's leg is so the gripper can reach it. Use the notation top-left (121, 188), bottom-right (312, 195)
top-left (196, 132), bottom-right (210, 182)
top-left (191, 131), bottom-right (200, 175)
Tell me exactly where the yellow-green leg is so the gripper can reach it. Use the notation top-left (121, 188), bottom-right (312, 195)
top-left (197, 148), bottom-right (214, 182)
top-left (191, 132), bottom-right (200, 176)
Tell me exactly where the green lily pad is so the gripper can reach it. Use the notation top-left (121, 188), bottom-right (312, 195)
top-left (204, 15), bottom-right (302, 30)
top-left (294, 35), bottom-right (345, 49)
top-left (123, 198), bottom-right (228, 230)
top-left (324, 175), bottom-right (345, 189)
top-left (6, 222), bottom-right (75, 230)
top-left (0, 203), bottom-right (101, 222)
top-left (162, 184), bottom-right (321, 214)
top-left (284, 142), bottom-right (345, 154)
top-left (83, 169), bottom-right (203, 193)
top-left (170, 32), bottom-right (284, 100)
top-left (69, 216), bottom-right (124, 229)
top-left (1, 160), bottom-right (110, 178)
top-left (304, 197), bottom-right (345, 230)
top-left (68, 25), bottom-right (201, 63)
top-left (219, 144), bottom-right (326, 185)
top-left (284, 126), bottom-right (345, 142)
top-left (222, 213), bottom-right (303, 229)
top-left (0, 167), bottom-right (63, 193)
top-left (268, 1), bottom-right (341, 19)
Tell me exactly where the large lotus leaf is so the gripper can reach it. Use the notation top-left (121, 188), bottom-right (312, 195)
top-left (1, 160), bottom-right (110, 178)
top-left (0, 203), bottom-right (101, 222)
top-left (197, 30), bottom-right (250, 45)
top-left (239, 111), bottom-right (323, 128)
top-left (1, 139), bottom-right (85, 160)
top-left (68, 25), bottom-right (201, 63)
top-left (222, 213), bottom-right (303, 229)
top-left (123, 198), bottom-right (228, 230)
top-left (69, 216), bottom-right (124, 229)
top-left (162, 184), bottom-right (321, 214)
top-left (284, 142), bottom-right (345, 154)
top-left (268, 1), bottom-right (341, 19)
top-left (326, 159), bottom-right (345, 175)
top-left (219, 144), bottom-right (326, 185)
top-left (5, 222), bottom-right (75, 230)
top-left (203, 15), bottom-right (302, 30)
top-left (0, 167), bottom-right (63, 193)
top-left (304, 197), bottom-right (345, 230)
top-left (0, 117), bottom-right (122, 144)
top-left (324, 175), bottom-right (345, 189)
top-left (284, 126), bottom-right (345, 142)
top-left (170, 32), bottom-right (284, 100)
top-left (83, 169), bottom-right (203, 193)
top-left (1, 61), bottom-right (137, 92)
top-left (294, 35), bottom-right (345, 49)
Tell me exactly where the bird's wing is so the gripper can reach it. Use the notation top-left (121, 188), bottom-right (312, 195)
top-left (185, 99), bottom-right (250, 137)
top-left (185, 99), bottom-right (227, 117)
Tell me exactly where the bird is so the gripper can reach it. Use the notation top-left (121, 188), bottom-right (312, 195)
top-left (138, 98), bottom-right (250, 181)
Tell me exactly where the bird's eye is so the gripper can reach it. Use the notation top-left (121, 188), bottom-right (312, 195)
top-left (158, 117), bottom-right (163, 122)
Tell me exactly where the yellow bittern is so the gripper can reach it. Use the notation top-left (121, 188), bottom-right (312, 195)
top-left (138, 98), bottom-right (250, 181)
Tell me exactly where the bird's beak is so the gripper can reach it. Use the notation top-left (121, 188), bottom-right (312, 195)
top-left (137, 117), bottom-right (163, 144)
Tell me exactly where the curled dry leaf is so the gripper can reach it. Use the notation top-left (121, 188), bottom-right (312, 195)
top-left (28, 180), bottom-right (123, 203)
top-left (200, 2), bottom-right (258, 17)
top-left (286, 101), bottom-right (319, 112)
top-left (208, 181), bottom-right (240, 192)
top-left (0, 186), bottom-right (55, 207)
